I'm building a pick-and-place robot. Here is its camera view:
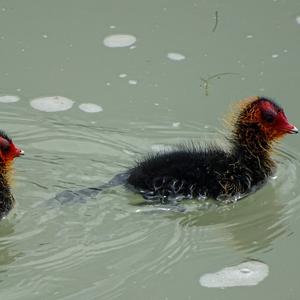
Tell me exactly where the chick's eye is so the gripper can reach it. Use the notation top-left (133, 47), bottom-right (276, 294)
top-left (262, 110), bottom-right (276, 123)
top-left (0, 138), bottom-right (10, 153)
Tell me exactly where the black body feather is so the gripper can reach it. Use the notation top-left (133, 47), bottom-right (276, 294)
top-left (126, 105), bottom-right (278, 203)
top-left (126, 142), bottom-right (272, 202)
top-left (0, 170), bottom-right (14, 218)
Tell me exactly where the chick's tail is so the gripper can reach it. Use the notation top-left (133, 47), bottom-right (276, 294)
top-left (54, 172), bottom-right (129, 204)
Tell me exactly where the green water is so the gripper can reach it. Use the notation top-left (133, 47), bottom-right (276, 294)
top-left (0, 0), bottom-right (300, 299)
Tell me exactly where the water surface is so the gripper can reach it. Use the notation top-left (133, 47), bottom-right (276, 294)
top-left (0, 0), bottom-right (300, 299)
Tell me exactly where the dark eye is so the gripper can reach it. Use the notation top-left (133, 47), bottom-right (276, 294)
top-left (262, 110), bottom-right (276, 123)
top-left (0, 138), bottom-right (10, 153)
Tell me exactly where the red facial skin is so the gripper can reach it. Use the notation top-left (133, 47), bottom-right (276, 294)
top-left (238, 98), bottom-right (298, 143)
top-left (0, 137), bottom-right (24, 163)
top-left (258, 100), bottom-right (298, 140)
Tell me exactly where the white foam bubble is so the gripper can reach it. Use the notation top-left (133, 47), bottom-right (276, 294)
top-left (128, 80), bottom-right (137, 85)
top-left (30, 96), bottom-right (74, 112)
top-left (79, 103), bottom-right (103, 113)
top-left (0, 95), bottom-right (20, 103)
top-left (296, 16), bottom-right (300, 24)
top-left (119, 73), bottom-right (127, 78)
top-left (103, 34), bottom-right (136, 48)
top-left (199, 261), bottom-right (269, 288)
top-left (167, 52), bottom-right (186, 61)
top-left (272, 54), bottom-right (279, 58)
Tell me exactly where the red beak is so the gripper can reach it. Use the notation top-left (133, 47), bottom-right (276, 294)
top-left (278, 111), bottom-right (298, 134)
top-left (287, 124), bottom-right (298, 134)
top-left (14, 147), bottom-right (24, 157)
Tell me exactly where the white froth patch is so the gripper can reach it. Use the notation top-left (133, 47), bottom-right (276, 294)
top-left (0, 95), bottom-right (20, 103)
top-left (199, 261), bottom-right (269, 288)
top-left (167, 52), bottom-right (186, 61)
top-left (128, 80), bottom-right (137, 85)
top-left (79, 103), bottom-right (103, 113)
top-left (172, 122), bottom-right (180, 128)
top-left (296, 16), bottom-right (300, 24)
top-left (103, 34), bottom-right (136, 48)
top-left (30, 96), bottom-right (74, 112)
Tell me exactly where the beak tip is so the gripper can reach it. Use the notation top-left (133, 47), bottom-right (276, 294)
top-left (290, 126), bottom-right (298, 134)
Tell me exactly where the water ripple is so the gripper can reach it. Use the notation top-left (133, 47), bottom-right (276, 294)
top-left (0, 116), bottom-right (300, 299)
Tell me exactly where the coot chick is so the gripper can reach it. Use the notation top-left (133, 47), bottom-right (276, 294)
top-left (0, 131), bottom-right (24, 219)
top-left (126, 96), bottom-right (298, 202)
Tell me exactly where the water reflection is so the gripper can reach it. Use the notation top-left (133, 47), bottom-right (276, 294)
top-left (168, 188), bottom-right (286, 254)
top-left (0, 220), bottom-right (19, 269)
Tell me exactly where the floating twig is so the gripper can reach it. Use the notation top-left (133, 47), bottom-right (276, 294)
top-left (212, 11), bottom-right (219, 32)
top-left (200, 72), bottom-right (238, 96)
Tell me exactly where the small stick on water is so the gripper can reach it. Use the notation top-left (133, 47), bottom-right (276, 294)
top-left (200, 72), bottom-right (239, 96)
top-left (212, 11), bottom-right (219, 32)
top-left (200, 77), bottom-right (209, 96)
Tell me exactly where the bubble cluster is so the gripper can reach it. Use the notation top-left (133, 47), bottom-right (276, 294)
top-left (128, 80), bottom-right (137, 85)
top-left (78, 103), bottom-right (103, 113)
top-left (30, 96), bottom-right (74, 112)
top-left (199, 261), bottom-right (269, 288)
top-left (0, 95), bottom-right (20, 103)
top-left (167, 52), bottom-right (186, 61)
top-left (103, 34), bottom-right (136, 48)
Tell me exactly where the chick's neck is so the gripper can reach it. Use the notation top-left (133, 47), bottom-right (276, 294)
top-left (231, 122), bottom-right (275, 174)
